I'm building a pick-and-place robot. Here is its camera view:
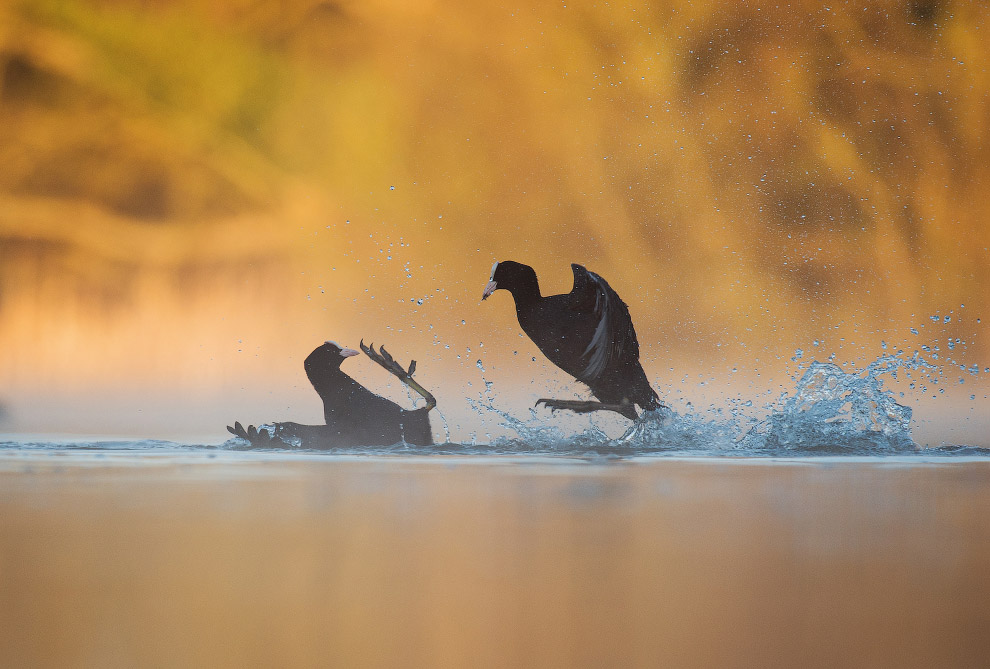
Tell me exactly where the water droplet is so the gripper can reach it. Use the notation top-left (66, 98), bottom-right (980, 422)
top-left (910, 328), bottom-right (919, 335)
top-left (476, 360), bottom-right (485, 371)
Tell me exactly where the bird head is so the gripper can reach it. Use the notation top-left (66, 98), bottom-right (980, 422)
top-left (305, 340), bottom-right (360, 375)
top-left (481, 260), bottom-right (537, 300)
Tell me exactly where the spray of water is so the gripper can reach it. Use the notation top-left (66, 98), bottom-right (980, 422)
top-left (478, 351), bottom-right (949, 456)
top-left (738, 354), bottom-right (933, 454)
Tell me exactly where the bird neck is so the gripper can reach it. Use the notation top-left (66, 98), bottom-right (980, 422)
top-left (307, 366), bottom-right (347, 397)
top-left (506, 275), bottom-right (541, 309)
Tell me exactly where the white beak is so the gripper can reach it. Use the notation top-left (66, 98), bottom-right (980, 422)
top-left (481, 280), bottom-right (497, 301)
top-left (339, 347), bottom-right (360, 358)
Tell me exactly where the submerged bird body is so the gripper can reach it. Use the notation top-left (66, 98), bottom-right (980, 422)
top-left (305, 341), bottom-right (433, 446)
top-left (483, 261), bottom-right (660, 419)
top-left (228, 341), bottom-right (433, 447)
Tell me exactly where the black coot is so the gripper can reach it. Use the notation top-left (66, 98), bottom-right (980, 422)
top-left (228, 340), bottom-right (435, 447)
top-left (482, 260), bottom-right (661, 419)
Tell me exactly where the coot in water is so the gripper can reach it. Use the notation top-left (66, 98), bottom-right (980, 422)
top-left (227, 340), bottom-right (435, 447)
top-left (482, 260), bottom-right (661, 419)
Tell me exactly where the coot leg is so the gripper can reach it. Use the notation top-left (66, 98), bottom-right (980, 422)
top-left (360, 340), bottom-right (437, 411)
top-left (535, 398), bottom-right (639, 420)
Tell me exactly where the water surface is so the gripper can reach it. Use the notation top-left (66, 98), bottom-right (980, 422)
top-left (1, 446), bottom-right (989, 667)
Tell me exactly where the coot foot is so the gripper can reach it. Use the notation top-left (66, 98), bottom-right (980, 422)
top-left (535, 398), bottom-right (639, 420)
top-left (226, 421), bottom-right (280, 446)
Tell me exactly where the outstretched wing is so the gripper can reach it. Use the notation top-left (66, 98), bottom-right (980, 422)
top-left (570, 264), bottom-right (640, 382)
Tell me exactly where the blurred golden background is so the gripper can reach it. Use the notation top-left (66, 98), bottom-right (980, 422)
top-left (0, 0), bottom-right (987, 440)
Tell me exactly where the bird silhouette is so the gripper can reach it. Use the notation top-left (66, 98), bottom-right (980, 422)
top-left (483, 260), bottom-right (661, 419)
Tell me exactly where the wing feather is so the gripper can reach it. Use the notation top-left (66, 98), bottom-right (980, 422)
top-left (570, 264), bottom-right (639, 382)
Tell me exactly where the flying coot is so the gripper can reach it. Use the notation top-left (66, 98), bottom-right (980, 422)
top-left (482, 260), bottom-right (661, 420)
top-left (227, 340), bottom-right (435, 447)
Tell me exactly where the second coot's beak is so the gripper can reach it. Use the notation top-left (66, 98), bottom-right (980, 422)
top-left (482, 261), bottom-right (499, 301)
top-left (339, 347), bottom-right (360, 358)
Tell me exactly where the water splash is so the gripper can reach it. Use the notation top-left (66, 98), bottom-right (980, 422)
top-left (739, 355), bottom-right (931, 454)
top-left (613, 407), bottom-right (741, 453)
top-left (479, 351), bottom-right (949, 456)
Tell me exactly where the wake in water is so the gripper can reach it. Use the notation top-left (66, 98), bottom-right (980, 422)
top-left (481, 349), bottom-right (980, 456)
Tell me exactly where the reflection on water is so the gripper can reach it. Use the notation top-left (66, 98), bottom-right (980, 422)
top-left (1, 452), bottom-right (989, 666)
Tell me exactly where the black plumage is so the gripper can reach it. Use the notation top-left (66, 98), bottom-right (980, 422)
top-left (227, 340), bottom-right (434, 447)
top-left (482, 260), bottom-right (661, 419)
